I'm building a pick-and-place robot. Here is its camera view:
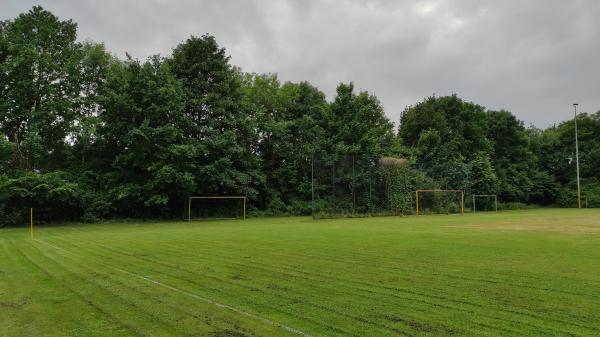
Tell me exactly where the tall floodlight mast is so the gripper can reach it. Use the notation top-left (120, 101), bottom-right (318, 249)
top-left (573, 103), bottom-right (582, 209)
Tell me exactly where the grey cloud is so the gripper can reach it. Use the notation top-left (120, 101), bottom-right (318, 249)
top-left (3, 0), bottom-right (599, 127)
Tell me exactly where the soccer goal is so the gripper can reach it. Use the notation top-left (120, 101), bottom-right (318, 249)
top-left (185, 196), bottom-right (246, 221)
top-left (415, 189), bottom-right (464, 216)
top-left (472, 194), bottom-right (498, 212)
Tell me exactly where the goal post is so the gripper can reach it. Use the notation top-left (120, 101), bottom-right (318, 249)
top-left (472, 194), bottom-right (498, 212)
top-left (415, 189), bottom-right (464, 216)
top-left (186, 196), bottom-right (246, 221)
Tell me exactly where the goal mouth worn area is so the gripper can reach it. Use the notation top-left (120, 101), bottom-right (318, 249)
top-left (185, 196), bottom-right (246, 221)
top-left (415, 189), bottom-right (464, 216)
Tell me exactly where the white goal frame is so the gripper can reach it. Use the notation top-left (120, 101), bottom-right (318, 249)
top-left (187, 196), bottom-right (246, 221)
top-left (472, 194), bottom-right (498, 212)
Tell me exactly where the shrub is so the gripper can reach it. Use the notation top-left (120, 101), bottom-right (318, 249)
top-left (0, 172), bottom-right (85, 226)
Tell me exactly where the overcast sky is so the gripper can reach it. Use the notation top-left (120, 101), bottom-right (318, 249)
top-left (3, 1), bottom-right (600, 128)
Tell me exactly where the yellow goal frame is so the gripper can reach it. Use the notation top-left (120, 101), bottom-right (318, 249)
top-left (415, 189), bottom-right (464, 216)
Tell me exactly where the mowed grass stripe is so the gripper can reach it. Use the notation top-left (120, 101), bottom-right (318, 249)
top-left (2, 239), bottom-right (139, 337)
top-left (34, 235), bottom-right (347, 337)
top-left (48, 232), bottom-right (495, 337)
top-left (101, 232), bottom-right (592, 334)
top-left (39, 233), bottom-right (394, 337)
top-left (0, 240), bottom-right (69, 337)
top-left (152, 241), bottom-right (595, 336)
top-left (2, 239), bottom-right (137, 337)
top-left (53, 212), bottom-right (600, 294)
top-left (48, 221), bottom-right (599, 336)
top-left (116, 229), bottom-right (600, 310)
top-left (2, 209), bottom-right (599, 337)
top-left (29, 240), bottom-right (223, 337)
top-left (42, 229), bottom-right (489, 337)
top-left (41, 223), bottom-right (580, 335)
top-left (55, 232), bottom-right (553, 337)
top-left (234, 239), bottom-right (600, 299)
top-left (31, 239), bottom-right (300, 337)
top-left (13, 240), bottom-right (187, 337)
top-left (35, 223), bottom-right (585, 337)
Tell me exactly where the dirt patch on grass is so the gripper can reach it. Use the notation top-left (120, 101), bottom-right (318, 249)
top-left (0, 298), bottom-right (28, 309)
top-left (458, 219), bottom-right (600, 234)
top-left (211, 329), bottom-right (250, 337)
top-left (383, 314), bottom-right (457, 334)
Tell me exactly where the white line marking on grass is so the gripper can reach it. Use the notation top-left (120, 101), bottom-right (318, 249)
top-left (113, 267), bottom-right (312, 337)
top-left (33, 238), bottom-right (313, 337)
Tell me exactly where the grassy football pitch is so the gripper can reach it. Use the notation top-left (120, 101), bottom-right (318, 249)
top-left (1, 209), bottom-right (600, 337)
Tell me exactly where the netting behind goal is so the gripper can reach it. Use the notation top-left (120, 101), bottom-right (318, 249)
top-left (312, 155), bottom-right (412, 218)
top-left (416, 190), bottom-right (464, 215)
top-left (472, 195), bottom-right (498, 212)
top-left (185, 197), bottom-right (246, 220)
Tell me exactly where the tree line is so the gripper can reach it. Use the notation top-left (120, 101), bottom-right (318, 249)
top-left (1, 7), bottom-right (598, 224)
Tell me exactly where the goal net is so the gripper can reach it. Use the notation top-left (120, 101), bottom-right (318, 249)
top-left (185, 196), bottom-right (246, 220)
top-left (416, 189), bottom-right (464, 215)
top-left (312, 155), bottom-right (413, 218)
top-left (472, 194), bottom-right (498, 212)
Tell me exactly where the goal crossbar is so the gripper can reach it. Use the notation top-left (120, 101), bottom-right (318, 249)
top-left (472, 194), bottom-right (498, 212)
top-left (415, 189), bottom-right (464, 216)
top-left (187, 196), bottom-right (247, 221)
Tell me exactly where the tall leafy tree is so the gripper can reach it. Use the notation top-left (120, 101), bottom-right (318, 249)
top-left (70, 42), bottom-right (111, 166)
top-left (535, 111), bottom-right (600, 206)
top-left (97, 56), bottom-right (194, 216)
top-left (328, 83), bottom-right (395, 158)
top-left (399, 95), bottom-right (490, 190)
top-left (169, 35), bottom-right (262, 199)
top-left (242, 73), bottom-right (327, 211)
top-left (399, 95), bottom-right (490, 162)
top-left (468, 153), bottom-right (498, 194)
top-left (0, 6), bottom-right (83, 170)
top-left (486, 110), bottom-right (533, 201)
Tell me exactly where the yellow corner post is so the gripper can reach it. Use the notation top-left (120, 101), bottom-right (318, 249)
top-left (415, 190), bottom-right (419, 216)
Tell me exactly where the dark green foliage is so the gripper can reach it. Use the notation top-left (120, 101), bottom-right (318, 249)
top-left (0, 6), bottom-right (597, 224)
top-left (486, 110), bottom-right (533, 201)
top-left (468, 153), bottom-right (497, 195)
top-left (0, 172), bottom-right (83, 226)
top-left (398, 96), bottom-right (576, 206)
top-left (0, 136), bottom-right (15, 173)
top-left (0, 6), bottom-right (82, 171)
top-left (97, 56), bottom-right (195, 216)
top-left (310, 84), bottom-right (398, 217)
top-left (242, 74), bottom-right (326, 212)
top-left (386, 165), bottom-right (432, 215)
top-left (312, 156), bottom-right (432, 217)
top-left (169, 36), bottom-right (263, 200)
top-left (535, 112), bottom-right (600, 207)
top-left (400, 95), bottom-right (491, 162)
top-left (328, 83), bottom-right (395, 158)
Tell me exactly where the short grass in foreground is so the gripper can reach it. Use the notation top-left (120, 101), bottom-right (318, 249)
top-left (1, 209), bottom-right (600, 337)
